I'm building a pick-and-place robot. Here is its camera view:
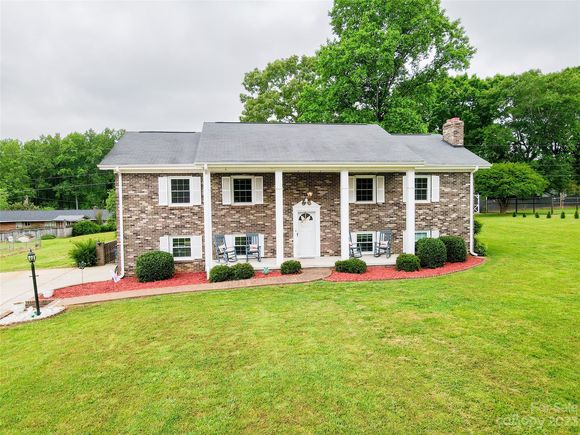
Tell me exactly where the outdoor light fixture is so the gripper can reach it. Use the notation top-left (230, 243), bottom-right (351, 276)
top-left (27, 249), bottom-right (41, 316)
top-left (302, 191), bottom-right (313, 206)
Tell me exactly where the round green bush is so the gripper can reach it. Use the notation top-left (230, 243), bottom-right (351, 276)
top-left (41, 233), bottom-right (56, 240)
top-left (561, 211), bottom-right (566, 219)
top-left (473, 219), bottom-right (483, 235)
top-left (72, 220), bottom-right (101, 236)
top-left (474, 237), bottom-right (487, 256)
top-left (535, 212), bottom-right (540, 218)
top-left (69, 239), bottom-right (97, 267)
top-left (522, 213), bottom-right (527, 218)
top-left (135, 251), bottom-right (175, 283)
top-left (439, 236), bottom-right (467, 263)
top-left (335, 258), bottom-right (367, 274)
top-left (547, 211), bottom-right (552, 219)
top-left (280, 260), bottom-right (302, 275)
top-left (231, 263), bottom-right (255, 280)
top-left (209, 264), bottom-right (234, 282)
top-left (512, 212), bottom-right (517, 217)
top-left (575, 210), bottom-right (579, 219)
top-left (396, 254), bottom-right (420, 272)
top-left (415, 238), bottom-right (447, 269)
top-left (100, 221), bottom-right (117, 232)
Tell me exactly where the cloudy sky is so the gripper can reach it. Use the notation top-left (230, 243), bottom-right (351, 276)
top-left (1, 0), bottom-right (578, 140)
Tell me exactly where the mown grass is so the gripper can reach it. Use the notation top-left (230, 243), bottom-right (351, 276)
top-left (0, 216), bottom-right (578, 433)
top-left (0, 232), bottom-right (116, 272)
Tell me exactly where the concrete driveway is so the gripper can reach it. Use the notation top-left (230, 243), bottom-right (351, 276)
top-left (0, 265), bottom-right (113, 312)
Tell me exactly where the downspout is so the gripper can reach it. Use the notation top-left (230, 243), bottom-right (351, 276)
top-left (115, 167), bottom-right (125, 278)
top-left (469, 166), bottom-right (479, 256)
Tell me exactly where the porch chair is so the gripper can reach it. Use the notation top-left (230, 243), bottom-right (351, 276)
top-left (213, 234), bottom-right (238, 263)
top-left (349, 233), bottom-right (362, 258)
top-left (374, 230), bottom-right (393, 258)
top-left (244, 233), bottom-right (261, 262)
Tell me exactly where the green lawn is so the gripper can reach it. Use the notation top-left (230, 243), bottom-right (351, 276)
top-left (0, 232), bottom-right (116, 272)
top-left (1, 217), bottom-right (578, 433)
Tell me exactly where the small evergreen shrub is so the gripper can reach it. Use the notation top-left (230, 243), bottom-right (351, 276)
top-left (209, 265), bottom-right (234, 282)
top-left (100, 221), bottom-right (117, 232)
top-left (522, 213), bottom-right (527, 218)
top-left (512, 211), bottom-right (517, 217)
top-left (231, 263), bottom-right (255, 280)
top-left (547, 211), bottom-right (552, 219)
top-left (415, 238), bottom-right (447, 268)
top-left (535, 212), bottom-right (540, 218)
top-left (396, 254), bottom-right (420, 272)
top-left (473, 219), bottom-right (483, 235)
top-left (72, 220), bottom-right (101, 236)
top-left (41, 234), bottom-right (56, 240)
top-left (335, 258), bottom-right (367, 274)
top-left (280, 260), bottom-right (302, 275)
top-left (561, 211), bottom-right (565, 219)
top-left (575, 210), bottom-right (579, 219)
top-left (69, 239), bottom-right (97, 267)
top-left (474, 237), bottom-right (487, 256)
top-left (439, 236), bottom-right (467, 263)
top-left (135, 251), bottom-right (175, 282)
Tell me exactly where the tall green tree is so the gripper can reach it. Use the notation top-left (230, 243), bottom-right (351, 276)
top-left (240, 55), bottom-right (316, 123)
top-left (0, 139), bottom-right (31, 203)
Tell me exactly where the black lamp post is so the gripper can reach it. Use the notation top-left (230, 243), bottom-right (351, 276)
top-left (27, 249), bottom-right (41, 316)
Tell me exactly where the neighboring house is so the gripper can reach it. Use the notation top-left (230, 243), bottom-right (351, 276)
top-left (99, 118), bottom-right (490, 276)
top-left (0, 209), bottom-right (109, 237)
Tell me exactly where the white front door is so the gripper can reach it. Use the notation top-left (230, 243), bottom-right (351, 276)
top-left (295, 211), bottom-right (317, 258)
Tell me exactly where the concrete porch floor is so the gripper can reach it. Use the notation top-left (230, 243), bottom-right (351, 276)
top-left (211, 253), bottom-right (398, 270)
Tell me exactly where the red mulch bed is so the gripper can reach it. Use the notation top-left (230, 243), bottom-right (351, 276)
top-left (325, 256), bottom-right (484, 282)
top-left (43, 270), bottom-right (282, 299)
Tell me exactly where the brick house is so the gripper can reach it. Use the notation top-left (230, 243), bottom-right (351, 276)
top-left (99, 119), bottom-right (490, 276)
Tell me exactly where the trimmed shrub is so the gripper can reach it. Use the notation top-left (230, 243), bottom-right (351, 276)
top-left (69, 239), bottom-right (97, 267)
top-left (396, 254), bottom-right (420, 272)
top-left (135, 251), bottom-right (175, 282)
top-left (72, 220), bottom-right (101, 236)
top-left (474, 237), bottom-right (487, 256)
top-left (281, 260), bottom-right (302, 275)
top-left (439, 236), bottom-right (467, 263)
top-left (535, 212), bottom-right (540, 218)
top-left (231, 263), bottom-right (255, 280)
top-left (415, 238), bottom-right (447, 269)
top-left (335, 258), bottom-right (367, 274)
top-left (522, 213), bottom-right (527, 218)
top-left (100, 221), bottom-right (117, 232)
top-left (209, 265), bottom-right (234, 283)
top-left (575, 210), bottom-right (579, 219)
top-left (561, 211), bottom-right (566, 219)
top-left (41, 234), bottom-right (56, 240)
top-left (473, 219), bottom-right (483, 235)
top-left (547, 211), bottom-right (552, 219)
top-left (512, 211), bottom-right (517, 217)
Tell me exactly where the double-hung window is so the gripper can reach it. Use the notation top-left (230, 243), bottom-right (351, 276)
top-left (415, 231), bottom-right (430, 242)
top-left (356, 232), bottom-right (374, 253)
top-left (355, 177), bottom-right (375, 203)
top-left (232, 177), bottom-right (253, 204)
top-left (415, 176), bottom-right (430, 202)
top-left (171, 237), bottom-right (192, 259)
top-left (234, 235), bottom-right (248, 255)
top-left (170, 177), bottom-right (191, 205)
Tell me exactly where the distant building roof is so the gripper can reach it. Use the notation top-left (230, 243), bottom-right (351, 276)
top-left (0, 209), bottom-right (109, 223)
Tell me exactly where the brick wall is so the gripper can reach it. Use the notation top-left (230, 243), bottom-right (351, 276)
top-left (119, 173), bottom-right (205, 275)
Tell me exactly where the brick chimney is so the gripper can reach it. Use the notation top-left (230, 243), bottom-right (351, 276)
top-left (442, 117), bottom-right (464, 146)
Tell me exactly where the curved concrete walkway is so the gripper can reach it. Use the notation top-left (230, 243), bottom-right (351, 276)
top-left (56, 268), bottom-right (331, 307)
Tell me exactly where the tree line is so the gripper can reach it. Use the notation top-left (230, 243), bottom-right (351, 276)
top-left (0, 129), bottom-right (123, 210)
top-left (239, 0), bottom-right (579, 197)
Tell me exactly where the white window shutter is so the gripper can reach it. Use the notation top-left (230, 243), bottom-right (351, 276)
top-left (376, 176), bottom-right (385, 203)
top-left (191, 235), bottom-right (203, 259)
top-left (348, 177), bottom-right (356, 203)
top-left (431, 175), bottom-right (440, 202)
top-left (258, 233), bottom-right (265, 257)
top-left (158, 177), bottom-right (169, 206)
top-left (402, 175), bottom-right (407, 203)
top-left (431, 229), bottom-right (440, 238)
top-left (222, 177), bottom-right (231, 205)
top-left (159, 236), bottom-right (170, 253)
top-left (253, 176), bottom-right (264, 204)
top-left (191, 177), bottom-right (201, 205)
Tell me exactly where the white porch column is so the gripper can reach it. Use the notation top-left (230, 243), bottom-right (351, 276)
top-left (275, 171), bottom-right (284, 266)
top-left (469, 169), bottom-right (475, 254)
top-left (404, 170), bottom-right (416, 254)
top-left (202, 168), bottom-right (213, 276)
top-left (340, 170), bottom-right (350, 260)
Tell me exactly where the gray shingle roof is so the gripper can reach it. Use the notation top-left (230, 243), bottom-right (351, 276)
top-left (99, 123), bottom-right (490, 168)
top-left (99, 131), bottom-right (201, 166)
top-left (0, 209), bottom-right (109, 223)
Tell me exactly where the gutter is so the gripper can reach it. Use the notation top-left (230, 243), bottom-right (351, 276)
top-left (115, 167), bottom-right (125, 278)
top-left (469, 166), bottom-right (479, 256)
